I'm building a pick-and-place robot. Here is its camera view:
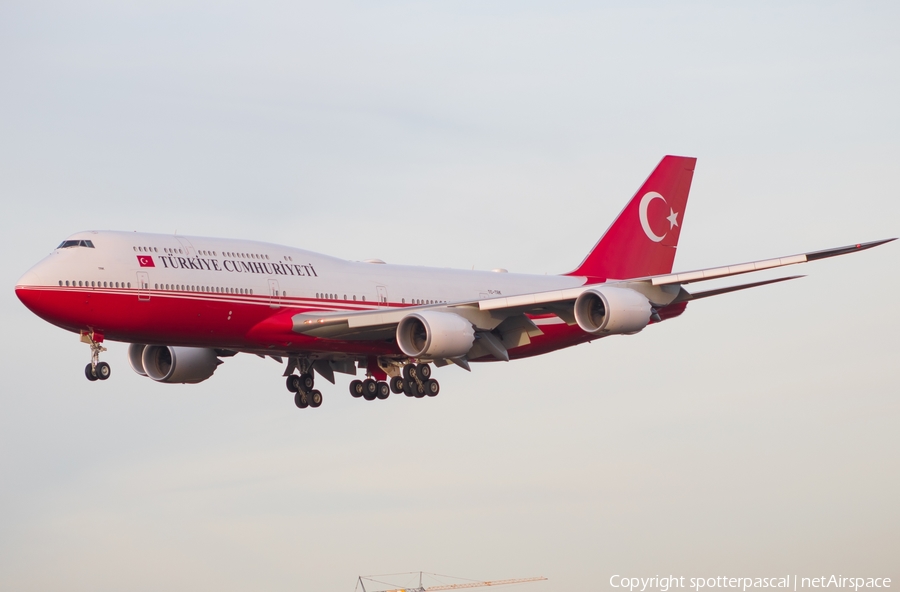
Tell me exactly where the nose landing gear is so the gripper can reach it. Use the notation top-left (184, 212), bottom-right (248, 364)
top-left (82, 331), bottom-right (110, 381)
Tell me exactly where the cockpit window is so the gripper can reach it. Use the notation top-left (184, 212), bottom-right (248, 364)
top-left (57, 240), bottom-right (95, 249)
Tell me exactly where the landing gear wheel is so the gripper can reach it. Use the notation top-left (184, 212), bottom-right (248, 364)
top-left (95, 361), bottom-right (111, 381)
top-left (82, 332), bottom-right (107, 382)
top-left (403, 380), bottom-right (415, 397)
top-left (308, 389), bottom-right (323, 408)
top-left (294, 391), bottom-right (309, 408)
top-left (414, 383), bottom-right (426, 398)
top-left (389, 376), bottom-right (404, 394)
top-left (417, 363), bottom-right (432, 379)
top-left (349, 379), bottom-right (364, 398)
top-left (299, 373), bottom-right (315, 393)
top-left (402, 364), bottom-right (418, 382)
top-left (362, 379), bottom-right (378, 401)
top-left (424, 379), bottom-right (439, 396)
top-left (286, 375), bottom-right (302, 393)
top-left (376, 381), bottom-right (390, 400)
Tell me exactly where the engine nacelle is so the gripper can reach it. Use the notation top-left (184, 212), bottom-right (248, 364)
top-left (128, 343), bottom-right (148, 376)
top-left (129, 344), bottom-right (221, 384)
top-left (396, 310), bottom-right (476, 359)
top-left (573, 287), bottom-right (652, 335)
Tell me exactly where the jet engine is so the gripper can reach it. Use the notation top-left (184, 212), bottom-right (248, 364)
top-left (573, 287), bottom-right (652, 335)
top-left (128, 343), bottom-right (221, 384)
top-left (396, 311), bottom-right (476, 359)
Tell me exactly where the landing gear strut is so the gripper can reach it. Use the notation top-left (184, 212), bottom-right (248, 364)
top-left (82, 331), bottom-right (110, 381)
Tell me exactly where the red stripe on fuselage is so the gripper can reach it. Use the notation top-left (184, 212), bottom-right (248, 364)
top-left (15, 286), bottom-right (602, 360)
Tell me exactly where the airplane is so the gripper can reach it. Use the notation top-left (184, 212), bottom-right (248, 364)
top-left (15, 156), bottom-right (894, 409)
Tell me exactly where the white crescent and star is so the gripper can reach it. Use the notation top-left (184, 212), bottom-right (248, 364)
top-left (639, 191), bottom-right (679, 243)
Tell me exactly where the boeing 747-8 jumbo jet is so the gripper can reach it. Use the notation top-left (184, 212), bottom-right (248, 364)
top-left (15, 156), bottom-right (894, 409)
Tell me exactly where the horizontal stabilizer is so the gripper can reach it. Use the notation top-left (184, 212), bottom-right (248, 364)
top-left (674, 275), bottom-right (804, 303)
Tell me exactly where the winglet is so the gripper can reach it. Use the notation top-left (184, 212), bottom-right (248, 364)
top-left (804, 238), bottom-right (896, 261)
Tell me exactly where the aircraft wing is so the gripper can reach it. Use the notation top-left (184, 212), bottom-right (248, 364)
top-left (638, 238), bottom-right (894, 286)
top-left (291, 238), bottom-right (895, 342)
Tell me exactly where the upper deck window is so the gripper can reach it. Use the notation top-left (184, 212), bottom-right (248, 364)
top-left (57, 240), bottom-right (95, 249)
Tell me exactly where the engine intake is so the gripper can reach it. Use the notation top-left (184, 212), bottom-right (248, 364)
top-left (573, 287), bottom-right (652, 335)
top-left (396, 311), bottom-right (475, 359)
top-left (129, 344), bottom-right (221, 383)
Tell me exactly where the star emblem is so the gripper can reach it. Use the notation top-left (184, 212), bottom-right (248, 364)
top-left (666, 208), bottom-right (679, 229)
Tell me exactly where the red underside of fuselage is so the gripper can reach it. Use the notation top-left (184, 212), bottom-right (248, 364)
top-left (15, 286), bottom-right (687, 361)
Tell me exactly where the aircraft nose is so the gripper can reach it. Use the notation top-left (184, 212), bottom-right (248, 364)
top-left (16, 266), bottom-right (43, 288)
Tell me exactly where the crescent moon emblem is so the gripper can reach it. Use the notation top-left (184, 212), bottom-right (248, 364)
top-left (639, 191), bottom-right (667, 243)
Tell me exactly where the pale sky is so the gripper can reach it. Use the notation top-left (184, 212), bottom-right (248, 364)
top-left (1, 2), bottom-right (898, 591)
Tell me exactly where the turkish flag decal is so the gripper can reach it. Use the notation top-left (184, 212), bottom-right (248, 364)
top-left (137, 255), bottom-right (155, 267)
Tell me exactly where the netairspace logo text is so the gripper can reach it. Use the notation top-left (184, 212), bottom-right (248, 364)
top-left (609, 575), bottom-right (892, 592)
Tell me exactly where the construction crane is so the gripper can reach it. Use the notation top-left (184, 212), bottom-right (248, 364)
top-left (356, 572), bottom-right (547, 592)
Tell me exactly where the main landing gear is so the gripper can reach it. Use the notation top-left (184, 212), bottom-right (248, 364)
top-left (286, 372), bottom-right (322, 409)
top-left (286, 361), bottom-right (440, 409)
top-left (349, 378), bottom-right (391, 401)
top-left (82, 331), bottom-right (111, 382)
top-left (349, 363), bottom-right (439, 401)
top-left (402, 363), bottom-right (439, 398)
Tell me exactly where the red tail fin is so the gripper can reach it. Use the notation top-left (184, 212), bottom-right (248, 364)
top-left (567, 155), bottom-right (696, 280)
